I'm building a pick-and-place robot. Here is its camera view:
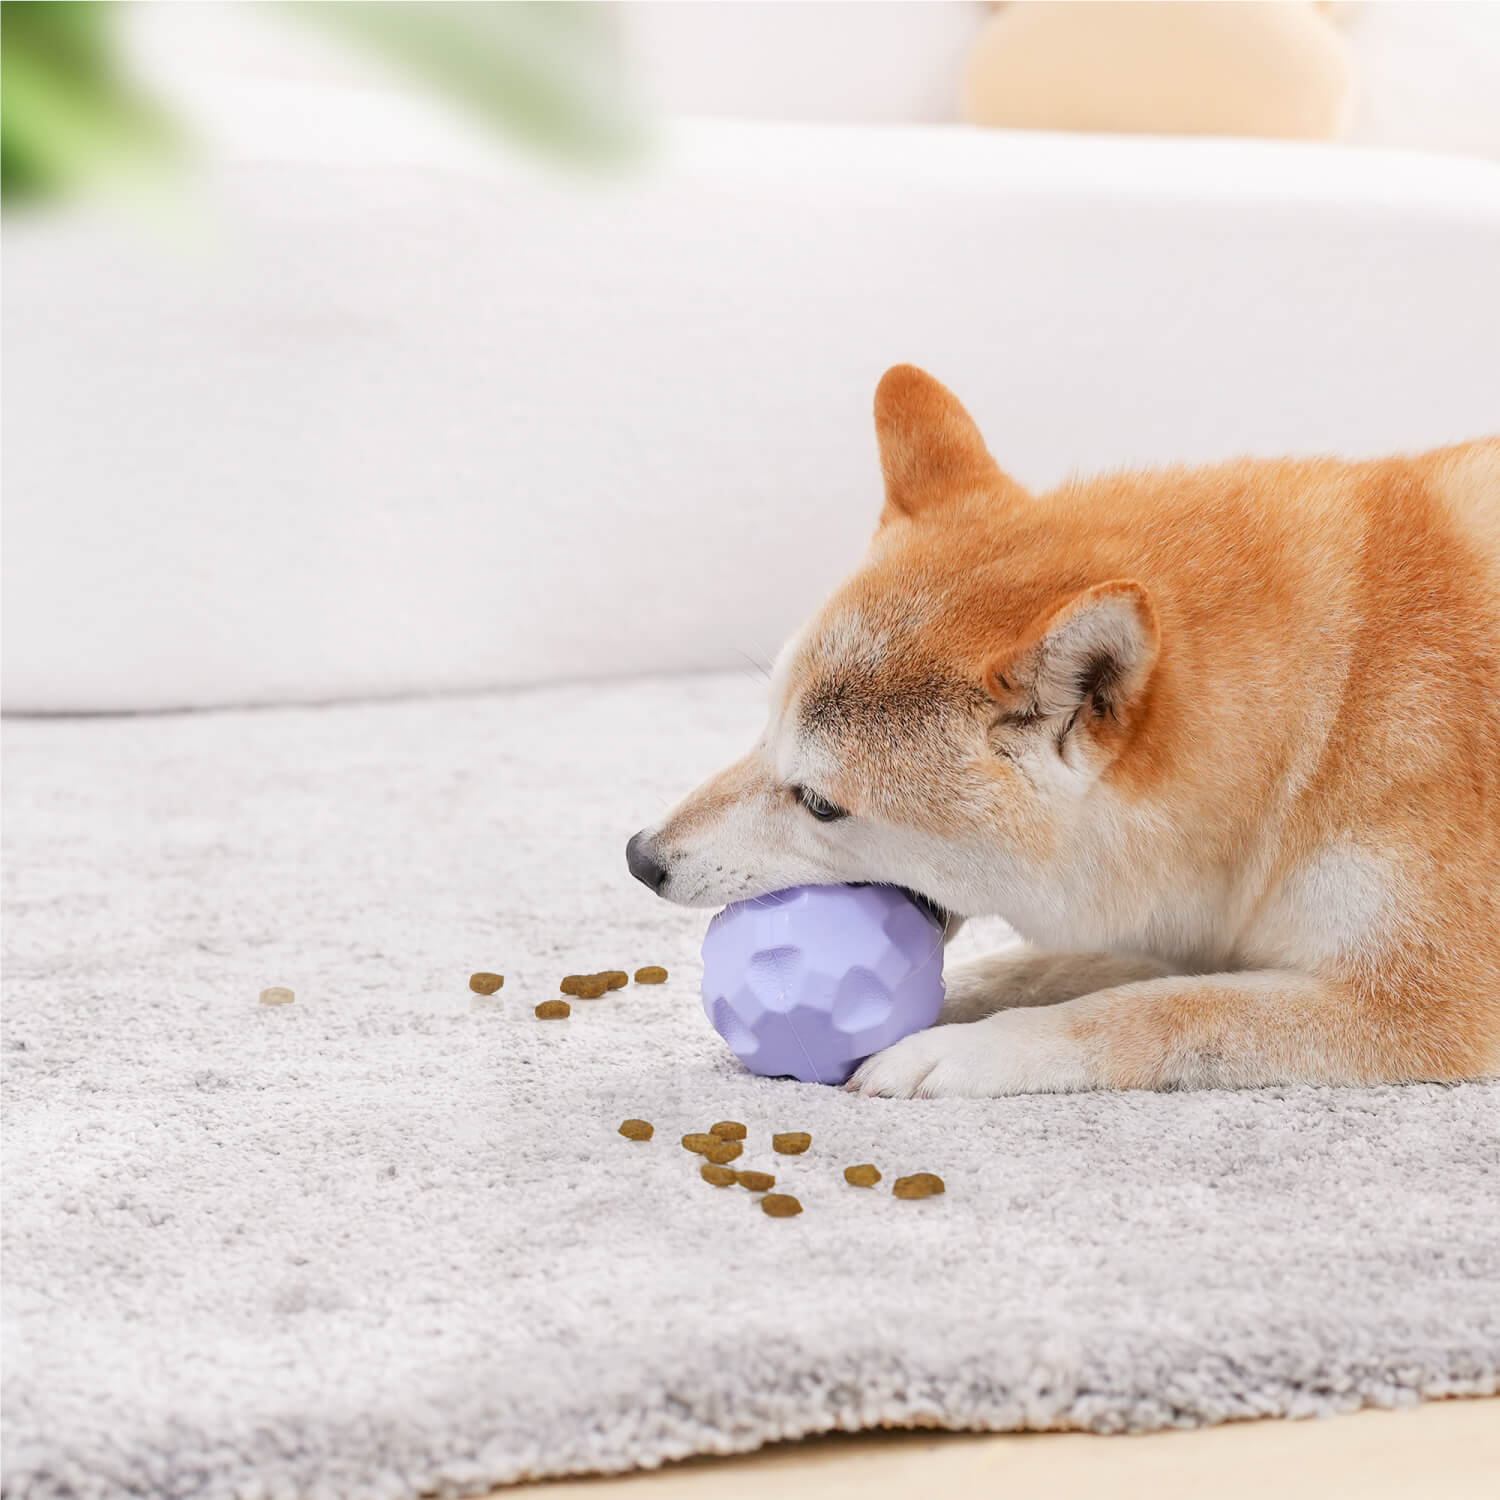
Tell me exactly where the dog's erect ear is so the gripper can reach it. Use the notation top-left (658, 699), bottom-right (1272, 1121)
top-left (988, 581), bottom-right (1160, 724)
top-left (874, 364), bottom-right (1025, 523)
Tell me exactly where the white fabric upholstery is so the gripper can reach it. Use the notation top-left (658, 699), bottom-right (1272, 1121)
top-left (4, 43), bottom-right (1498, 711)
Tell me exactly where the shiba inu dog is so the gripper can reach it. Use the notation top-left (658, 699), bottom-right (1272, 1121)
top-left (627, 365), bottom-right (1500, 1097)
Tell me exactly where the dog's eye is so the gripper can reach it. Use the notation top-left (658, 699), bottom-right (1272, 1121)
top-left (794, 787), bottom-right (848, 823)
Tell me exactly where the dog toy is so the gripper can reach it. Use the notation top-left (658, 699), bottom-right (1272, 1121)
top-left (700, 884), bottom-right (945, 1085)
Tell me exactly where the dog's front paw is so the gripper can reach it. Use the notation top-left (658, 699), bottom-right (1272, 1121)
top-left (846, 1009), bottom-right (1092, 1099)
top-left (846, 1022), bottom-right (1000, 1099)
top-left (847, 1028), bottom-right (950, 1098)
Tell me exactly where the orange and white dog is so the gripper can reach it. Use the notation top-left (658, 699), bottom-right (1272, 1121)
top-left (627, 366), bottom-right (1500, 1097)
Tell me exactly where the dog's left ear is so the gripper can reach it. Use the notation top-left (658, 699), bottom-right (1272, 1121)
top-left (988, 580), bottom-right (1160, 724)
top-left (874, 364), bottom-right (1027, 524)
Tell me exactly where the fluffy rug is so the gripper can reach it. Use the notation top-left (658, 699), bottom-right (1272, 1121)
top-left (3, 675), bottom-right (1497, 1499)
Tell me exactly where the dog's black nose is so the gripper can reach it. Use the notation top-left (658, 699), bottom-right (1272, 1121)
top-left (626, 831), bottom-right (669, 894)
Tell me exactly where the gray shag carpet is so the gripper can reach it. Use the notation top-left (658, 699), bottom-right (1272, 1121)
top-left (3, 675), bottom-right (1498, 1499)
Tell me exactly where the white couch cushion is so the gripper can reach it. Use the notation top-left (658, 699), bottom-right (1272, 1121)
top-left (5, 92), bottom-right (1498, 710)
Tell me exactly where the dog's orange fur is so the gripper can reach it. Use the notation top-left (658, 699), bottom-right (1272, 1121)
top-left (634, 366), bottom-right (1499, 1096)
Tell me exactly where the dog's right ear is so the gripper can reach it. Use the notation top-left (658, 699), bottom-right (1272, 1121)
top-left (874, 364), bottom-right (1027, 525)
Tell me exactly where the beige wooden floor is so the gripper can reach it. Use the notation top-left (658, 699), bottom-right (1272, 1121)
top-left (512, 1397), bottom-right (1498, 1499)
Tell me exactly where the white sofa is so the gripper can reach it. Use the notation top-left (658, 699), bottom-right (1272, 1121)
top-left (4, 3), bottom-right (1499, 713)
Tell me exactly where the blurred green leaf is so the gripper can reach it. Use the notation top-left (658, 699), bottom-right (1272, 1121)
top-left (2, 2), bottom-right (641, 211)
top-left (1, 1), bottom-right (177, 205)
top-left (292, 2), bottom-right (644, 166)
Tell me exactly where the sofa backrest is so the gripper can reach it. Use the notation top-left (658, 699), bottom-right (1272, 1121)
top-left (5, 95), bottom-right (1498, 711)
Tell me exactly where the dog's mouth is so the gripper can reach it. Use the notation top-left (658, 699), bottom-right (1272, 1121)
top-left (900, 887), bottom-right (952, 930)
top-left (851, 881), bottom-right (949, 930)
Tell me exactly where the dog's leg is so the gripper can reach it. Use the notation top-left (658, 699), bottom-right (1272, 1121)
top-left (850, 969), bottom-right (1482, 1098)
top-left (938, 948), bottom-right (1177, 1023)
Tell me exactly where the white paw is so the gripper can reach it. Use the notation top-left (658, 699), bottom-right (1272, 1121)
top-left (847, 1026), bottom-right (965, 1098)
top-left (846, 1010), bottom-right (1091, 1099)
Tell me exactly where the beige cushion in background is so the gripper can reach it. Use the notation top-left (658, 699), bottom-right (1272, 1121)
top-left (962, 1), bottom-right (1353, 141)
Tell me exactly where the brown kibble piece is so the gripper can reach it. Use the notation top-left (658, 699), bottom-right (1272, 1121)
top-left (560, 972), bottom-right (619, 996)
top-left (258, 986), bottom-right (295, 1006)
top-left (634, 966), bottom-right (668, 984)
top-left (709, 1121), bottom-right (746, 1140)
top-left (736, 1170), bottom-right (775, 1192)
top-left (760, 1193), bottom-right (802, 1217)
top-left (534, 999), bottom-right (571, 1019)
top-left (618, 1119), bottom-right (653, 1141)
top-left (468, 972), bottom-right (504, 995)
top-left (892, 1172), bottom-right (946, 1199)
top-left (704, 1140), bottom-right (743, 1165)
top-left (700, 1162), bottom-right (737, 1186)
top-left (681, 1133), bottom-right (716, 1155)
top-left (772, 1132), bottom-right (811, 1154)
top-left (844, 1164), bottom-right (881, 1187)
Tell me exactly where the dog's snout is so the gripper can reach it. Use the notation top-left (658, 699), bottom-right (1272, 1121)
top-left (626, 831), bottom-right (669, 894)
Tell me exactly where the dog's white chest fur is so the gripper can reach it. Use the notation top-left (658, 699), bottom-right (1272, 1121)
top-left (1249, 844), bottom-right (1394, 969)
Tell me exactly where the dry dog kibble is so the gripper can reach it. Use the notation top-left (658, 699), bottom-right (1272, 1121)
top-left (634, 966), bottom-right (668, 984)
top-left (892, 1172), bottom-right (945, 1199)
top-left (760, 1193), bottom-right (802, 1218)
top-left (618, 1119), bottom-right (654, 1141)
top-left (736, 1170), bottom-right (775, 1192)
top-left (468, 972), bottom-right (504, 996)
top-left (534, 999), bottom-right (571, 1019)
top-left (772, 1132), bottom-right (811, 1155)
top-left (559, 975), bottom-right (585, 995)
top-left (709, 1121), bottom-right (746, 1140)
top-left (704, 1140), bottom-right (743, 1165)
top-left (844, 1164), bottom-right (881, 1188)
top-left (681, 1133), bottom-right (716, 1155)
top-left (258, 986), bottom-right (295, 1006)
top-left (600, 970), bottom-right (629, 990)
top-left (700, 1163), bottom-right (738, 1187)
top-left (573, 975), bottom-right (609, 999)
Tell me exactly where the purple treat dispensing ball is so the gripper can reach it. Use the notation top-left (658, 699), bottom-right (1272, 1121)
top-left (700, 884), bottom-right (946, 1085)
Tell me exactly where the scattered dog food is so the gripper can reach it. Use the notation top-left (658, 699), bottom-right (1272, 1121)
top-left (844, 1164), bottom-right (881, 1187)
top-left (760, 1193), bottom-right (803, 1218)
top-left (704, 1140), bottom-right (743, 1165)
top-left (709, 1121), bottom-right (746, 1140)
top-left (681, 1133), bottom-right (716, 1155)
top-left (601, 970), bottom-right (629, 990)
top-left (892, 1172), bottom-right (945, 1199)
top-left (534, 999), bottom-right (571, 1019)
top-left (572, 975), bottom-right (609, 999)
top-left (468, 972), bottom-right (504, 996)
top-left (700, 1163), bottom-right (738, 1187)
top-left (258, 986), bottom-right (295, 1006)
top-left (559, 975), bottom-right (585, 995)
top-left (736, 1170), bottom-right (775, 1192)
top-left (618, 1119), bottom-right (653, 1141)
top-left (634, 966), bottom-right (668, 984)
top-left (772, 1132), bottom-right (811, 1154)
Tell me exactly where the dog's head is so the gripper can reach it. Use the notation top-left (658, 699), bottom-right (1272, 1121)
top-left (627, 365), bottom-right (1161, 923)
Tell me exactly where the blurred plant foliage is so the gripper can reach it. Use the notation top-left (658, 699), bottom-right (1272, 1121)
top-left (1, 1), bottom-right (642, 208)
top-left (1, 2), bottom-right (176, 205)
top-left (297, 2), bottom-right (641, 163)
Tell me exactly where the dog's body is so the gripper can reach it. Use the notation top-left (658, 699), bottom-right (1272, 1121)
top-left (628, 366), bottom-right (1500, 1096)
